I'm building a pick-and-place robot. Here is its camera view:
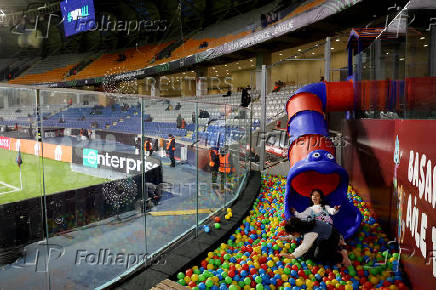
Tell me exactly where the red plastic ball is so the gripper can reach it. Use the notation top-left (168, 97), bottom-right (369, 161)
top-left (185, 269), bottom-right (193, 277)
top-left (228, 270), bottom-right (235, 278)
top-left (188, 281), bottom-right (196, 287)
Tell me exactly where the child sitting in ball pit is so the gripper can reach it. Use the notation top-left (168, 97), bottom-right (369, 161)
top-left (290, 189), bottom-right (340, 225)
top-left (278, 217), bottom-right (352, 266)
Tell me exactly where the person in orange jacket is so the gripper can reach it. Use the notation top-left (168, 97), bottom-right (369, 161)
top-left (166, 134), bottom-right (176, 167)
top-left (144, 139), bottom-right (153, 156)
top-left (209, 147), bottom-right (220, 188)
top-left (218, 145), bottom-right (235, 192)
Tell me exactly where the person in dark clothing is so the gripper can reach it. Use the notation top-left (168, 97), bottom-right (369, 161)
top-left (135, 137), bottom-right (141, 155)
top-left (199, 109), bottom-right (210, 118)
top-left (261, 14), bottom-right (267, 28)
top-left (174, 102), bottom-right (181, 110)
top-left (241, 86), bottom-right (251, 108)
top-left (176, 114), bottom-right (182, 128)
top-left (192, 112), bottom-right (196, 123)
top-left (166, 134), bottom-right (176, 167)
top-left (277, 217), bottom-right (351, 266)
top-left (209, 147), bottom-right (220, 188)
top-left (222, 90), bottom-right (232, 97)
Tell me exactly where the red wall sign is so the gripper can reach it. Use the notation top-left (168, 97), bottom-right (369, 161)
top-left (394, 120), bottom-right (436, 289)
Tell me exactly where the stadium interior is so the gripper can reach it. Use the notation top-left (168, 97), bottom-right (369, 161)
top-left (0, 0), bottom-right (435, 289)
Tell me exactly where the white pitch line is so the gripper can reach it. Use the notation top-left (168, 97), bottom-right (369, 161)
top-left (0, 181), bottom-right (20, 195)
top-left (0, 181), bottom-right (19, 191)
top-left (0, 189), bottom-right (18, 195)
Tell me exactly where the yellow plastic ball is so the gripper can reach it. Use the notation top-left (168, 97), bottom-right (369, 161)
top-left (295, 278), bottom-right (303, 287)
top-left (283, 258), bottom-right (291, 264)
top-left (369, 275), bottom-right (378, 285)
top-left (306, 279), bottom-right (313, 288)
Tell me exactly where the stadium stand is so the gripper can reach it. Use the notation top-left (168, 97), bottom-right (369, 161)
top-left (67, 43), bottom-right (170, 80)
top-left (21, 53), bottom-right (92, 76)
top-left (5, 0), bottom-right (304, 85)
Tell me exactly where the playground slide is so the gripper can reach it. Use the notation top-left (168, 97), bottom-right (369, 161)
top-left (284, 81), bottom-right (361, 239)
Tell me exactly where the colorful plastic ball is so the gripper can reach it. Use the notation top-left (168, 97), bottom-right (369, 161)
top-left (177, 177), bottom-right (407, 290)
top-left (178, 279), bottom-right (186, 286)
top-left (203, 225), bottom-right (210, 233)
top-left (215, 223), bottom-right (221, 229)
top-left (205, 279), bottom-right (214, 287)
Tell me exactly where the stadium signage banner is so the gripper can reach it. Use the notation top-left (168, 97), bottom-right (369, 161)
top-left (74, 147), bottom-right (160, 174)
top-left (6, 138), bottom-right (72, 163)
top-left (0, 136), bottom-right (10, 150)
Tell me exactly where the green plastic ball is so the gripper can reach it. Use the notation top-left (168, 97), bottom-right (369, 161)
top-left (205, 279), bottom-right (214, 287)
top-left (178, 279), bottom-right (186, 286)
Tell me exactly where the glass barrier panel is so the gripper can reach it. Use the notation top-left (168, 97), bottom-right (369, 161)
top-left (0, 85), bottom-right (252, 289)
top-left (404, 8), bottom-right (436, 118)
top-left (39, 89), bottom-right (146, 289)
top-left (0, 85), bottom-right (49, 289)
top-left (142, 97), bottom-right (199, 258)
top-left (195, 100), bottom-right (227, 225)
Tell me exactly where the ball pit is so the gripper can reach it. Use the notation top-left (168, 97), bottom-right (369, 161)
top-left (177, 175), bottom-right (408, 289)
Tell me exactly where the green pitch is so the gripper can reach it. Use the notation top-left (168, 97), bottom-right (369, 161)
top-left (0, 149), bottom-right (107, 205)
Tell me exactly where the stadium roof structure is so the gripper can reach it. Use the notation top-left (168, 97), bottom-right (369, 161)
top-left (8, 0), bottom-right (409, 88)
